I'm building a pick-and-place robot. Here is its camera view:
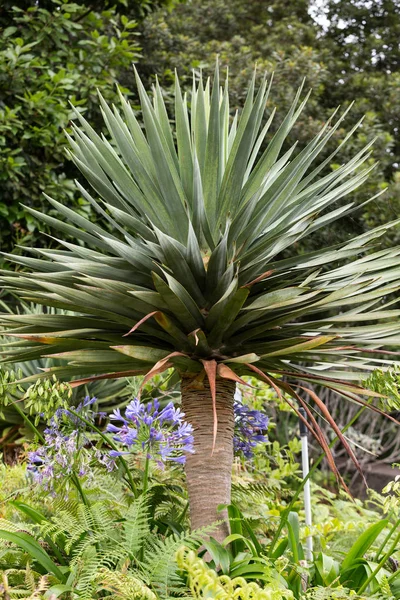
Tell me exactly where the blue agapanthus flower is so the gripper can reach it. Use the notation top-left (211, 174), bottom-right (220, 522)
top-left (27, 396), bottom-right (115, 492)
top-left (107, 398), bottom-right (194, 465)
top-left (233, 389), bottom-right (269, 458)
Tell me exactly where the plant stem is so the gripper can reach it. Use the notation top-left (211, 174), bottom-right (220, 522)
top-left (67, 409), bottom-right (137, 497)
top-left (374, 514), bottom-right (400, 561)
top-left (268, 401), bottom-right (371, 558)
top-left (177, 501), bottom-right (189, 524)
top-left (71, 473), bottom-right (89, 507)
top-left (142, 453), bottom-right (150, 495)
top-left (358, 527), bottom-right (400, 593)
top-left (11, 400), bottom-right (45, 444)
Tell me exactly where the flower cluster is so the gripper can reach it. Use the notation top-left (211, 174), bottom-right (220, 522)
top-left (233, 391), bottom-right (269, 459)
top-left (107, 398), bottom-right (194, 465)
top-left (27, 396), bottom-right (114, 492)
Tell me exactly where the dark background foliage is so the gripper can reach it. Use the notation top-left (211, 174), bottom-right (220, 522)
top-left (1, 0), bottom-right (399, 256)
top-left (0, 0), bottom-right (173, 254)
top-left (137, 0), bottom-right (400, 249)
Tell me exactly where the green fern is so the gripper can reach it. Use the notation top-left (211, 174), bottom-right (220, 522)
top-left (232, 481), bottom-right (283, 503)
top-left (95, 568), bottom-right (157, 600)
top-left (85, 469), bottom-right (133, 506)
top-left (72, 545), bottom-right (124, 600)
top-left (142, 524), bottom-right (218, 597)
top-left (0, 519), bottom-right (36, 536)
top-left (0, 564), bottom-right (48, 600)
top-left (148, 481), bottom-right (189, 532)
top-left (35, 489), bottom-right (207, 598)
top-left (123, 494), bottom-right (150, 557)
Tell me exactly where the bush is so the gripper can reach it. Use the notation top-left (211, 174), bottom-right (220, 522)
top-left (0, 0), bottom-right (139, 255)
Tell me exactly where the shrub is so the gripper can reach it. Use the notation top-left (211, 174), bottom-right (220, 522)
top-left (0, 0), bottom-right (139, 255)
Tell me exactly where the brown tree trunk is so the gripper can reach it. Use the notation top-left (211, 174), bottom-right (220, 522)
top-left (180, 375), bottom-right (235, 542)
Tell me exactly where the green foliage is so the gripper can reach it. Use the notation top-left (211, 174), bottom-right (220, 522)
top-left (24, 377), bottom-right (72, 424)
top-left (94, 569), bottom-right (157, 600)
top-left (0, 468), bottom-right (210, 599)
top-left (176, 546), bottom-right (293, 599)
top-left (0, 565), bottom-right (50, 600)
top-left (0, 302), bottom-right (151, 441)
top-left (0, 368), bottom-right (24, 419)
top-left (2, 67), bottom-right (400, 497)
top-left (138, 0), bottom-right (400, 249)
top-left (0, 409), bottom-right (399, 600)
top-left (0, 0), bottom-right (140, 254)
top-left (365, 368), bottom-right (400, 413)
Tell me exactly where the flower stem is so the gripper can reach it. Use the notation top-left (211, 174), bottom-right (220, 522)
top-left (71, 473), bottom-right (89, 507)
top-left (67, 409), bottom-right (137, 497)
top-left (142, 453), bottom-right (150, 495)
top-left (11, 400), bottom-right (45, 444)
top-left (374, 514), bottom-right (400, 561)
top-left (12, 401), bottom-right (90, 507)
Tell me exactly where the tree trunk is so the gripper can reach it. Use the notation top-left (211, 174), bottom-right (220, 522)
top-left (180, 375), bottom-right (235, 542)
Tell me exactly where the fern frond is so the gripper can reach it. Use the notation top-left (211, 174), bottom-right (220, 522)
top-left (40, 498), bottom-right (81, 548)
top-left (0, 567), bottom-right (44, 600)
top-left (24, 563), bottom-right (36, 593)
top-left (0, 546), bottom-right (30, 570)
top-left (85, 470), bottom-right (131, 507)
top-left (0, 519), bottom-right (36, 536)
top-left (147, 483), bottom-right (187, 511)
top-left (153, 500), bottom-right (178, 522)
top-left (95, 568), bottom-right (157, 600)
top-left (79, 502), bottom-right (117, 537)
top-left (72, 545), bottom-right (123, 600)
top-left (232, 482), bottom-right (282, 503)
top-left (42, 500), bottom-right (119, 554)
top-left (26, 574), bottom-right (49, 600)
top-left (122, 494), bottom-right (150, 558)
top-left (142, 524), bottom-right (218, 597)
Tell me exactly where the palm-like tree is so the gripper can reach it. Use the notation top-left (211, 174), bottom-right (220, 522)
top-left (1, 67), bottom-right (400, 540)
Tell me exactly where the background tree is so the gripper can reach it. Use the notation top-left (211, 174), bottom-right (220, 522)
top-left (321, 0), bottom-right (400, 238)
top-left (0, 0), bottom-right (176, 255)
top-left (137, 0), bottom-right (400, 248)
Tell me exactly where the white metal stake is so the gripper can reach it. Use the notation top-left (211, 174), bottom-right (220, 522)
top-left (299, 407), bottom-right (313, 562)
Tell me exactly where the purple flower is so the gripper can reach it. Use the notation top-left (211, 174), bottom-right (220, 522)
top-left (108, 398), bottom-right (194, 465)
top-left (106, 423), bottom-right (122, 434)
top-left (107, 423), bottom-right (138, 446)
top-left (158, 402), bottom-right (184, 425)
top-left (110, 408), bottom-right (128, 425)
top-left (26, 395), bottom-right (116, 492)
top-left (109, 450), bottom-right (131, 458)
top-left (124, 399), bottom-right (143, 422)
top-left (84, 395), bottom-right (97, 407)
top-left (233, 391), bottom-right (269, 458)
top-left (28, 449), bottom-right (45, 464)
